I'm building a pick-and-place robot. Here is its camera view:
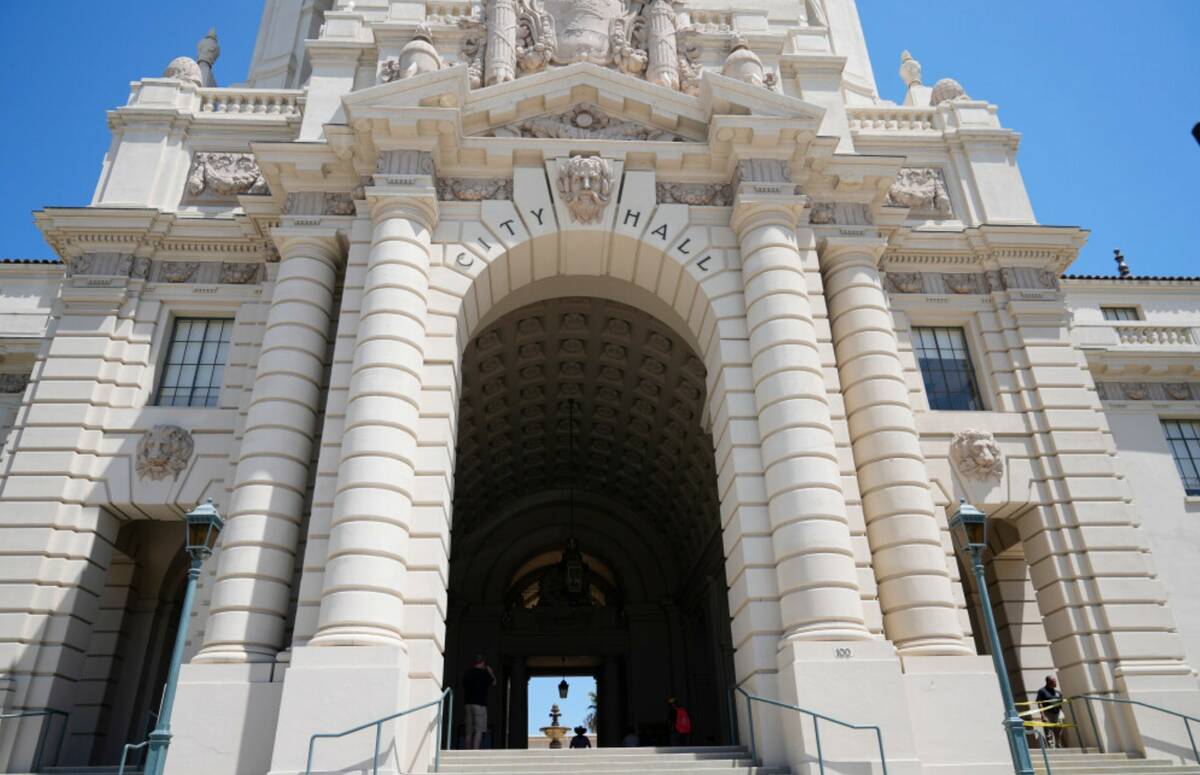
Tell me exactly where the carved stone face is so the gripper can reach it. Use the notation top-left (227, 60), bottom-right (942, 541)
top-left (557, 156), bottom-right (613, 224)
top-left (544, 0), bottom-right (625, 64)
top-left (950, 429), bottom-right (1003, 482)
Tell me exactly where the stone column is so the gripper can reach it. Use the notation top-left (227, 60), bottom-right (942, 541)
top-left (819, 239), bottom-right (971, 656)
top-left (196, 232), bottom-right (342, 663)
top-left (731, 196), bottom-right (871, 642)
top-left (508, 657), bottom-right (528, 750)
top-left (601, 657), bottom-right (621, 747)
top-left (309, 190), bottom-right (437, 648)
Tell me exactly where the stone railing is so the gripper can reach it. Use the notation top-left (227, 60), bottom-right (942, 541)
top-left (1114, 324), bottom-right (1196, 347)
top-left (847, 107), bottom-right (938, 132)
top-left (198, 88), bottom-right (304, 118)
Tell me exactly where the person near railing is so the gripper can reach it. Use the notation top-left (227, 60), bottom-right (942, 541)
top-left (462, 654), bottom-right (496, 750)
top-left (1036, 676), bottom-right (1065, 748)
top-left (666, 698), bottom-right (692, 746)
top-left (570, 726), bottom-right (592, 749)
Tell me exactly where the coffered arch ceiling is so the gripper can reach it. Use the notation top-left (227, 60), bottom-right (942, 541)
top-left (453, 297), bottom-right (721, 564)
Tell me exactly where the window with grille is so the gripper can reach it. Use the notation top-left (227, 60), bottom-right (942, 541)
top-left (1162, 420), bottom-right (1200, 496)
top-left (156, 318), bottom-right (232, 407)
top-left (913, 326), bottom-right (984, 411)
top-left (1102, 307), bottom-right (1141, 321)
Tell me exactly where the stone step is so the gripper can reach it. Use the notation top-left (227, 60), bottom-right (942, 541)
top-left (1032, 749), bottom-right (1200, 774)
top-left (439, 746), bottom-right (788, 775)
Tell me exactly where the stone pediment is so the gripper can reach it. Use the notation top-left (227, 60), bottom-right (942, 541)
top-left (342, 62), bottom-right (824, 146)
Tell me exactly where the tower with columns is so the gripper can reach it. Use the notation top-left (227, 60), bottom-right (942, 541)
top-left (2, 3), bottom-right (1199, 775)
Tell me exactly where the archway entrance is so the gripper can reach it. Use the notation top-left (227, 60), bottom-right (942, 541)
top-left (443, 297), bottom-right (734, 749)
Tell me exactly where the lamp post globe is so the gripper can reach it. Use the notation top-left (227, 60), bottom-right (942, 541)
top-left (141, 499), bottom-right (223, 775)
top-left (949, 499), bottom-right (1034, 775)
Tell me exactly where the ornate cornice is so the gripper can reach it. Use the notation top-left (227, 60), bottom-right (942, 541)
top-left (1096, 381), bottom-right (1200, 403)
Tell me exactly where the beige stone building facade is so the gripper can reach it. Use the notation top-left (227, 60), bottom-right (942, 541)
top-left (1, 1), bottom-right (1198, 774)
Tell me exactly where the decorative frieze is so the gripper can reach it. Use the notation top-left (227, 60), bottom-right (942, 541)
top-left (492, 105), bottom-right (685, 141)
top-left (0, 373), bottom-right (30, 394)
top-left (557, 155), bottom-right (613, 224)
top-left (885, 167), bottom-right (952, 218)
top-left (136, 425), bottom-right (195, 481)
top-left (950, 429), bottom-right (1003, 481)
top-left (436, 178), bottom-right (514, 201)
top-left (1096, 381), bottom-right (1200, 402)
top-left (809, 202), bottom-right (872, 225)
top-left (219, 262), bottom-right (261, 284)
top-left (284, 192), bottom-right (357, 216)
top-left (881, 267), bottom-right (1059, 295)
top-left (159, 262), bottom-right (201, 283)
top-left (656, 182), bottom-right (733, 206)
top-left (183, 152), bottom-right (269, 203)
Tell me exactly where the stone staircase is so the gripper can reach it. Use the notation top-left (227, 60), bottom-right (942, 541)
top-left (439, 746), bottom-right (786, 775)
top-left (1034, 749), bottom-right (1200, 774)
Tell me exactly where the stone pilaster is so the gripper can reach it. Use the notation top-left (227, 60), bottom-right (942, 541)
top-left (309, 191), bottom-right (438, 648)
top-left (196, 232), bottom-right (342, 663)
top-left (819, 238), bottom-right (972, 656)
top-left (996, 291), bottom-right (1200, 754)
top-left (732, 194), bottom-right (871, 642)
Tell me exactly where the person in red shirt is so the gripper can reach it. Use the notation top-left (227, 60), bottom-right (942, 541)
top-left (666, 698), bottom-right (692, 746)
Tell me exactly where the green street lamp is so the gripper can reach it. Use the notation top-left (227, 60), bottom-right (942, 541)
top-left (948, 499), bottom-right (1034, 775)
top-left (142, 499), bottom-right (224, 775)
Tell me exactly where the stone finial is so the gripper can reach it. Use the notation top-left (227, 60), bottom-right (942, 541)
top-left (899, 50), bottom-right (922, 87)
top-left (1114, 249), bottom-right (1131, 278)
top-left (197, 27), bottom-right (220, 87)
top-left (163, 56), bottom-right (203, 86)
top-left (930, 77), bottom-right (969, 106)
top-left (723, 34), bottom-right (767, 87)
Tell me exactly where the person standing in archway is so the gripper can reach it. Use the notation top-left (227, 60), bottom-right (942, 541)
top-left (667, 698), bottom-right (691, 746)
top-left (462, 654), bottom-right (496, 749)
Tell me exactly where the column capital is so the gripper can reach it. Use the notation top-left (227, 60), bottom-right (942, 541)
top-left (730, 192), bottom-right (811, 237)
top-left (270, 226), bottom-right (345, 267)
top-left (366, 188), bottom-right (440, 231)
top-left (817, 235), bottom-right (888, 267)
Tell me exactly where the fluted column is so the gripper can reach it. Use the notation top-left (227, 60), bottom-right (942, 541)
top-left (819, 238), bottom-right (971, 656)
top-left (197, 233), bottom-right (342, 662)
top-left (309, 192), bottom-right (437, 647)
top-left (732, 197), bottom-right (870, 642)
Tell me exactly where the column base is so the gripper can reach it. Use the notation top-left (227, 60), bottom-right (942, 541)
top-left (1116, 663), bottom-right (1200, 762)
top-left (898, 654), bottom-right (1013, 775)
top-left (268, 645), bottom-right (414, 775)
top-left (163, 662), bottom-right (283, 775)
top-left (776, 639), bottom-right (922, 775)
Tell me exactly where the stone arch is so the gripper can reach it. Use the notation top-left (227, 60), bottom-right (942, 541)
top-left (410, 205), bottom-right (769, 745)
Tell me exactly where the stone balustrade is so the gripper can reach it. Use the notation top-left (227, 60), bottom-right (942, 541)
top-left (847, 106), bottom-right (937, 132)
top-left (198, 88), bottom-right (304, 117)
top-left (1114, 323), bottom-right (1196, 346)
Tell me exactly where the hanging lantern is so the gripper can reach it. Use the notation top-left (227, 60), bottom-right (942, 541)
top-left (559, 677), bottom-right (570, 699)
top-left (564, 537), bottom-right (584, 597)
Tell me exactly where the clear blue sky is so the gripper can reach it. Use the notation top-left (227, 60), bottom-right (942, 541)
top-left (528, 676), bottom-right (596, 736)
top-left (1, 2), bottom-right (1196, 277)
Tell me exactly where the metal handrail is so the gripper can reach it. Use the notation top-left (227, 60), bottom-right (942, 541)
top-left (303, 688), bottom-right (453, 775)
top-left (1067, 693), bottom-right (1200, 765)
top-left (1026, 726), bottom-right (1054, 774)
top-left (730, 687), bottom-right (888, 775)
top-left (118, 740), bottom-right (150, 775)
top-left (0, 709), bottom-right (69, 771)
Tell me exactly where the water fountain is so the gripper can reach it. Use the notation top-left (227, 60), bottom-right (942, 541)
top-left (539, 704), bottom-right (571, 749)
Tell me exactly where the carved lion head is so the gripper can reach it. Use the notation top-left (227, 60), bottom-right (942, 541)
top-left (949, 429), bottom-right (1003, 482)
top-left (136, 425), bottom-right (195, 481)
